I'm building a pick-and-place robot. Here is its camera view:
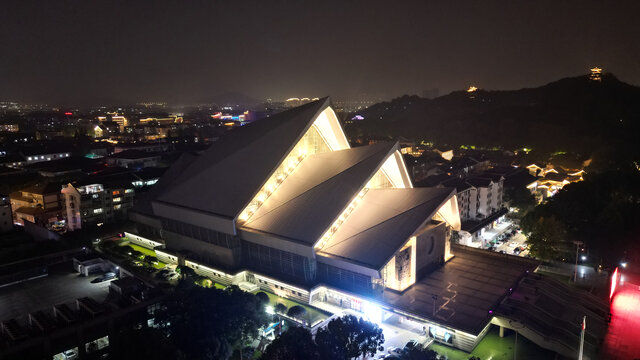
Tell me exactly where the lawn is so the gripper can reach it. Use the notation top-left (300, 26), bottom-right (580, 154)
top-left (428, 326), bottom-right (556, 360)
top-left (257, 290), bottom-right (330, 326)
top-left (119, 242), bottom-right (166, 269)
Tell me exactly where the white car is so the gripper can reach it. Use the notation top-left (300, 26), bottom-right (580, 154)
top-left (63, 349), bottom-right (78, 359)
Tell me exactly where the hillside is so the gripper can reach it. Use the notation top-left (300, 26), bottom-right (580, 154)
top-left (346, 73), bottom-right (640, 165)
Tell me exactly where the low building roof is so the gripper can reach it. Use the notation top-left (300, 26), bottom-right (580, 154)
top-left (109, 149), bottom-right (160, 160)
top-left (461, 208), bottom-right (509, 234)
top-left (383, 244), bottom-right (539, 334)
top-left (21, 183), bottom-right (61, 195)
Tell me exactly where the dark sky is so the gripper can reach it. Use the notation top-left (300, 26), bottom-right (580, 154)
top-left (1, 0), bottom-right (639, 106)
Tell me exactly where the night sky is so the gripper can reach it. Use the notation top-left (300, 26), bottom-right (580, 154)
top-left (1, 0), bottom-right (639, 106)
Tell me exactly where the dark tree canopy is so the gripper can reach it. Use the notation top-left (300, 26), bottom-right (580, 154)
top-left (522, 170), bottom-right (640, 265)
top-left (286, 305), bottom-right (306, 320)
top-left (255, 291), bottom-right (270, 305)
top-left (260, 326), bottom-right (319, 360)
top-left (315, 315), bottom-right (384, 360)
top-left (154, 284), bottom-right (271, 360)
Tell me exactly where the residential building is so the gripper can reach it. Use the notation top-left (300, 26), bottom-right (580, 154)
top-left (10, 183), bottom-right (63, 225)
top-left (62, 180), bottom-right (135, 231)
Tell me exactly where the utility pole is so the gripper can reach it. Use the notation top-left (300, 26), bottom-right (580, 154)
top-left (578, 316), bottom-right (586, 360)
top-left (573, 241), bottom-right (583, 283)
top-left (574, 242), bottom-right (579, 282)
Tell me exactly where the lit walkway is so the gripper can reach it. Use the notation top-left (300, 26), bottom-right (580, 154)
top-left (602, 285), bottom-right (640, 359)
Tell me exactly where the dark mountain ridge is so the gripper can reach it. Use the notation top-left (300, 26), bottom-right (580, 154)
top-left (347, 73), bottom-right (640, 164)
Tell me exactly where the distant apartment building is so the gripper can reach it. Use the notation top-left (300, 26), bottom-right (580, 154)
top-left (0, 194), bottom-right (13, 233)
top-left (9, 183), bottom-right (63, 226)
top-left (436, 175), bottom-right (504, 222)
top-left (106, 150), bottom-right (161, 169)
top-left (62, 181), bottom-right (135, 231)
top-left (20, 147), bottom-right (72, 165)
top-left (0, 122), bottom-right (19, 132)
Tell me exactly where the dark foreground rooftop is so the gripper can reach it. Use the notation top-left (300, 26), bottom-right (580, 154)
top-left (383, 245), bottom-right (539, 334)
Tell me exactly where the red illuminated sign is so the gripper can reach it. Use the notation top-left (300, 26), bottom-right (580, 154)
top-left (64, 112), bottom-right (73, 116)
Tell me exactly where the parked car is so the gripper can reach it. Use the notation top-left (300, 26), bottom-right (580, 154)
top-left (388, 346), bottom-right (402, 355)
top-left (91, 272), bottom-right (117, 283)
top-left (62, 349), bottom-right (78, 359)
top-left (513, 248), bottom-right (522, 255)
top-left (404, 340), bottom-right (419, 351)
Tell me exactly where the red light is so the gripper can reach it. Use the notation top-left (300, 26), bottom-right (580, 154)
top-left (610, 267), bottom-right (619, 300)
top-left (64, 112), bottom-right (73, 116)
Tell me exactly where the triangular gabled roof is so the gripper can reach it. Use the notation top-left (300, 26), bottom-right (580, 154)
top-left (156, 98), bottom-right (330, 218)
top-left (318, 187), bottom-right (455, 269)
top-left (240, 142), bottom-right (398, 245)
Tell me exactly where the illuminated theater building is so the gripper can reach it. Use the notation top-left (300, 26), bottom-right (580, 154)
top-left (129, 98), bottom-right (580, 353)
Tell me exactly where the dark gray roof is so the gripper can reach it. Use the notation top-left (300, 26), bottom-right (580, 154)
top-left (383, 244), bottom-right (538, 334)
top-left (318, 187), bottom-right (454, 269)
top-left (440, 177), bottom-right (474, 192)
top-left (465, 177), bottom-right (493, 188)
top-left (156, 98), bottom-right (330, 218)
top-left (241, 142), bottom-right (397, 245)
top-left (109, 149), bottom-right (160, 160)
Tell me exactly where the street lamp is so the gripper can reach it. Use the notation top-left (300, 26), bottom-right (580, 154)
top-left (573, 241), bottom-right (584, 283)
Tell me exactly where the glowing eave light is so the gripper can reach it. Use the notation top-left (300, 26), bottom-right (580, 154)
top-left (315, 188), bottom-right (368, 250)
top-left (467, 86), bottom-right (478, 93)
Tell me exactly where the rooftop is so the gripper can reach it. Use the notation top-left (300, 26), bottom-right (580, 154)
top-left (241, 142), bottom-right (397, 246)
top-left (318, 187), bottom-right (455, 269)
top-left (157, 98), bottom-right (330, 218)
top-left (383, 245), bottom-right (539, 334)
top-left (108, 149), bottom-right (161, 160)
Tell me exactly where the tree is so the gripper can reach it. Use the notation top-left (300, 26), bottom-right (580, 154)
top-left (260, 326), bottom-right (320, 360)
top-left (275, 303), bottom-right (287, 315)
top-left (144, 255), bottom-right (159, 265)
top-left (523, 216), bottom-right (567, 261)
top-left (131, 250), bottom-right (145, 260)
top-left (468, 356), bottom-right (482, 360)
top-left (255, 292), bottom-right (270, 305)
top-left (286, 305), bottom-right (306, 320)
top-left (503, 186), bottom-right (537, 215)
top-left (401, 344), bottom-right (439, 360)
top-left (315, 315), bottom-right (384, 360)
top-left (154, 284), bottom-right (271, 360)
top-left (176, 265), bottom-right (196, 279)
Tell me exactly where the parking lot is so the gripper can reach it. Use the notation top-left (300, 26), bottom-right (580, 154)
top-left (0, 262), bottom-right (111, 322)
top-left (480, 219), bottom-right (529, 257)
